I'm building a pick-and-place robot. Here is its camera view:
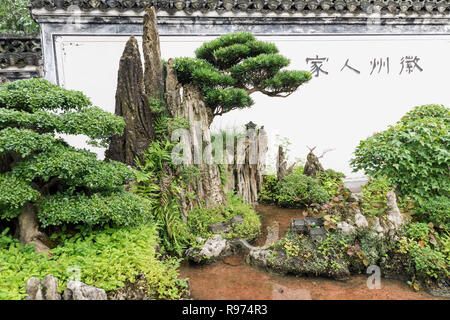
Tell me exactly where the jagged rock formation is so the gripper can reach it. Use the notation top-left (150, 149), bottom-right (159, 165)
top-left (25, 275), bottom-right (107, 300)
top-left (303, 147), bottom-right (325, 178)
top-left (276, 145), bottom-right (294, 182)
top-left (63, 281), bottom-right (108, 300)
top-left (224, 124), bottom-right (268, 205)
top-left (143, 7), bottom-right (165, 99)
top-left (105, 36), bottom-right (155, 166)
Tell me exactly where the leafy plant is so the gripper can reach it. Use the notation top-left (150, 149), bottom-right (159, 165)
top-left (0, 79), bottom-right (148, 233)
top-left (0, 0), bottom-right (39, 35)
top-left (317, 169), bottom-right (346, 198)
top-left (413, 196), bottom-right (450, 232)
top-left (258, 174), bottom-right (278, 204)
top-left (351, 104), bottom-right (450, 201)
top-left (359, 176), bottom-right (393, 217)
top-left (276, 172), bottom-right (329, 208)
top-left (0, 225), bottom-right (188, 300)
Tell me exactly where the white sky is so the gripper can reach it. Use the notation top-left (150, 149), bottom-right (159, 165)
top-left (55, 35), bottom-right (450, 178)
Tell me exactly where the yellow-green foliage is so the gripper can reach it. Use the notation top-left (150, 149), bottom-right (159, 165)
top-left (0, 225), bottom-right (187, 300)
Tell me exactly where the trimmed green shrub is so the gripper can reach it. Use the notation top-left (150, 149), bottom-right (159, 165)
top-left (276, 172), bottom-right (329, 208)
top-left (0, 79), bottom-right (149, 229)
top-left (351, 104), bottom-right (450, 200)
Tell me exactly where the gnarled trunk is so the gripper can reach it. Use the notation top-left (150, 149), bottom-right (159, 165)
top-left (105, 36), bottom-right (155, 166)
top-left (18, 203), bottom-right (49, 254)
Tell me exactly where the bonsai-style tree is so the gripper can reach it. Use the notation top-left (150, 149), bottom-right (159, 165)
top-left (0, 79), bottom-right (151, 253)
top-left (107, 8), bottom-right (313, 217)
top-left (173, 31), bottom-right (312, 123)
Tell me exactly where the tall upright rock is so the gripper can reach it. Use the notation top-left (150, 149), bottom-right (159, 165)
top-left (143, 7), bottom-right (164, 99)
top-left (105, 37), bottom-right (155, 166)
top-left (224, 125), bottom-right (268, 205)
top-left (303, 147), bottom-right (325, 178)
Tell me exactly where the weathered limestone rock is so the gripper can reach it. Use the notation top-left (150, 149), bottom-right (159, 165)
top-left (291, 219), bottom-right (307, 234)
top-left (224, 125), bottom-right (268, 204)
top-left (276, 145), bottom-right (293, 181)
top-left (231, 215), bottom-right (244, 225)
top-left (63, 281), bottom-right (107, 300)
top-left (354, 211), bottom-right (369, 228)
top-left (186, 234), bottom-right (232, 263)
top-left (337, 221), bottom-right (356, 234)
top-left (143, 7), bottom-right (165, 99)
top-left (25, 277), bottom-right (44, 300)
top-left (303, 148), bottom-right (325, 178)
top-left (105, 36), bottom-right (155, 166)
top-left (385, 190), bottom-right (405, 229)
top-left (42, 275), bottom-right (60, 300)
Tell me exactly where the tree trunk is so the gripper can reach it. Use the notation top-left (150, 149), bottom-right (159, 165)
top-left (18, 203), bottom-right (49, 254)
top-left (175, 84), bottom-right (226, 212)
top-left (143, 7), bottom-right (164, 99)
top-left (105, 36), bottom-right (155, 166)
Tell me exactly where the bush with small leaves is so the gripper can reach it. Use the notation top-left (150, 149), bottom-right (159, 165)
top-left (0, 79), bottom-right (150, 248)
top-left (277, 172), bottom-right (329, 208)
top-left (351, 104), bottom-right (449, 201)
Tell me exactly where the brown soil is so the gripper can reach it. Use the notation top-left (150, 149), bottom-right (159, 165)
top-left (179, 205), bottom-right (447, 300)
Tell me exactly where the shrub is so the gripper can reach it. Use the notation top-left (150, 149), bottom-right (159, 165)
top-left (351, 104), bottom-right (450, 200)
top-left (359, 176), bottom-right (394, 217)
top-left (276, 172), bottom-right (329, 208)
top-left (187, 193), bottom-right (261, 242)
top-left (0, 225), bottom-right (188, 300)
top-left (0, 0), bottom-right (39, 35)
top-left (413, 196), bottom-right (450, 231)
top-left (317, 169), bottom-right (346, 198)
top-left (258, 174), bottom-right (278, 204)
top-left (0, 79), bottom-right (148, 232)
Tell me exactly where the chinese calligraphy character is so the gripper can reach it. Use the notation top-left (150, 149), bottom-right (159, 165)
top-left (400, 56), bottom-right (423, 74)
top-left (370, 58), bottom-right (390, 75)
top-left (306, 55), bottom-right (329, 77)
top-left (340, 59), bottom-right (361, 74)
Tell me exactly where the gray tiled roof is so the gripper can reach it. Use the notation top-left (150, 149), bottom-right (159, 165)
top-left (30, 0), bottom-right (450, 15)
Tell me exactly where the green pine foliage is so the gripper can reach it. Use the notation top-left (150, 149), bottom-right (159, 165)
top-left (0, 79), bottom-right (149, 227)
top-left (173, 32), bottom-right (311, 117)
